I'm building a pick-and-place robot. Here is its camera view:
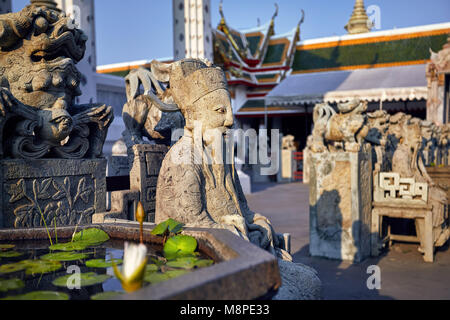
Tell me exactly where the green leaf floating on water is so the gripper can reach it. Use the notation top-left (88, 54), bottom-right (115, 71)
top-left (144, 269), bottom-right (189, 284)
top-left (48, 228), bottom-right (110, 252)
top-left (0, 278), bottom-right (24, 292)
top-left (91, 291), bottom-right (123, 301)
top-left (40, 252), bottom-right (90, 262)
top-left (166, 257), bottom-right (214, 270)
top-left (85, 259), bottom-right (123, 268)
top-left (0, 263), bottom-right (26, 274)
top-left (1, 291), bottom-right (69, 300)
top-left (0, 260), bottom-right (62, 275)
top-left (144, 272), bottom-right (170, 284)
top-left (0, 251), bottom-right (24, 258)
top-left (23, 260), bottom-right (62, 275)
top-left (52, 272), bottom-right (111, 288)
top-left (151, 219), bottom-right (184, 236)
top-left (163, 235), bottom-right (197, 260)
top-left (49, 242), bottom-right (90, 252)
top-left (0, 244), bottom-right (15, 250)
top-left (72, 228), bottom-right (110, 245)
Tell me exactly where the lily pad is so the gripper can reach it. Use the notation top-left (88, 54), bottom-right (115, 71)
top-left (144, 264), bottom-right (159, 276)
top-left (52, 272), bottom-right (111, 288)
top-left (72, 228), bottom-right (110, 245)
top-left (91, 291), bottom-right (123, 300)
top-left (49, 242), bottom-right (90, 252)
top-left (0, 244), bottom-right (15, 250)
top-left (0, 278), bottom-right (24, 292)
top-left (165, 269), bottom-right (190, 279)
top-left (40, 252), bottom-right (90, 262)
top-left (144, 272), bottom-right (170, 284)
top-left (1, 291), bottom-right (70, 300)
top-left (0, 263), bottom-right (26, 275)
top-left (22, 260), bottom-right (62, 275)
top-left (167, 257), bottom-right (214, 270)
top-left (151, 219), bottom-right (184, 236)
top-left (0, 251), bottom-right (24, 258)
top-left (85, 259), bottom-right (123, 268)
top-left (163, 235), bottom-right (197, 260)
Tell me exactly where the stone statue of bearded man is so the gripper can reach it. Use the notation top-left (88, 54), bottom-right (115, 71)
top-left (152, 59), bottom-right (290, 261)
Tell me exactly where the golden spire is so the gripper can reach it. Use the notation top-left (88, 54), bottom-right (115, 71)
top-left (345, 0), bottom-right (372, 34)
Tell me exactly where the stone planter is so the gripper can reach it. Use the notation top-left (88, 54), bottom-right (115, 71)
top-left (0, 223), bottom-right (281, 300)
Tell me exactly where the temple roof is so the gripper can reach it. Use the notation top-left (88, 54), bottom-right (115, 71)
top-left (265, 64), bottom-right (428, 107)
top-left (213, 3), bottom-right (305, 89)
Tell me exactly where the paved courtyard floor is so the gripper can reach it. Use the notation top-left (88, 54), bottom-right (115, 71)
top-left (246, 182), bottom-right (450, 300)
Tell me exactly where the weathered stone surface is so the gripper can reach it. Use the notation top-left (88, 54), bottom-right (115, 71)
top-left (309, 150), bottom-right (372, 262)
top-left (281, 150), bottom-right (295, 180)
top-left (310, 100), bottom-right (369, 153)
top-left (122, 67), bottom-right (184, 150)
top-left (130, 144), bottom-right (169, 223)
top-left (0, 1), bottom-right (113, 160)
top-left (272, 260), bottom-right (322, 300)
top-left (153, 58), bottom-right (291, 261)
top-left (0, 159), bottom-right (106, 228)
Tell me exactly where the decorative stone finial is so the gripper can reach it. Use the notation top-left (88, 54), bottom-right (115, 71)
top-left (345, 0), bottom-right (371, 34)
top-left (30, 0), bottom-right (58, 9)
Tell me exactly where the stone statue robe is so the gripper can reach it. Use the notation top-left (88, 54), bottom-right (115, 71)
top-left (156, 131), bottom-right (283, 256)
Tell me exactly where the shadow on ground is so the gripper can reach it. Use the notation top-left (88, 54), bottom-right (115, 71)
top-left (247, 182), bottom-right (450, 300)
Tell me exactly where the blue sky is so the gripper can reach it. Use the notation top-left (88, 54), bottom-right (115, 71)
top-left (13, 0), bottom-right (450, 66)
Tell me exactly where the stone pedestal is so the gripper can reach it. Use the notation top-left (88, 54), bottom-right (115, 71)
top-left (279, 150), bottom-right (295, 183)
top-left (0, 159), bottom-right (106, 229)
top-left (309, 150), bottom-right (372, 262)
top-left (130, 144), bottom-right (169, 223)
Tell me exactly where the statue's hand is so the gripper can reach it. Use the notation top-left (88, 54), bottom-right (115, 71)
top-left (0, 87), bottom-right (17, 117)
top-left (73, 104), bottom-right (114, 129)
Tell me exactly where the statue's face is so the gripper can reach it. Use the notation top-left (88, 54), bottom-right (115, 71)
top-left (38, 108), bottom-right (73, 145)
top-left (191, 89), bottom-right (234, 145)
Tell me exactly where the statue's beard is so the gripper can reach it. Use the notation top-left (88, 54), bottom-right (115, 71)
top-left (200, 133), bottom-right (243, 216)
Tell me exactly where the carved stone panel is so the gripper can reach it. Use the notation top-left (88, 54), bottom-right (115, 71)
top-left (309, 150), bottom-right (372, 262)
top-left (0, 159), bottom-right (107, 229)
top-left (130, 144), bottom-right (169, 223)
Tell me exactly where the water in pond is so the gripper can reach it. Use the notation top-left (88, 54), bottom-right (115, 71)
top-left (0, 238), bottom-right (214, 300)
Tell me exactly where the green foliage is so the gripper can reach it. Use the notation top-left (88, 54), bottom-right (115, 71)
top-left (0, 245), bottom-right (15, 250)
top-left (0, 263), bottom-right (26, 275)
top-left (90, 291), bottom-right (123, 300)
top-left (72, 228), bottom-right (110, 245)
top-left (0, 260), bottom-right (62, 276)
top-left (166, 257), bottom-right (214, 270)
top-left (85, 259), bottom-right (123, 268)
top-left (49, 242), bottom-right (90, 252)
top-left (1, 291), bottom-right (69, 300)
top-left (0, 278), bottom-right (24, 292)
top-left (0, 251), bottom-right (24, 258)
top-left (143, 269), bottom-right (189, 284)
top-left (40, 252), bottom-right (90, 262)
top-left (52, 272), bottom-right (111, 288)
top-left (151, 219), bottom-right (184, 236)
top-left (163, 235), bottom-right (198, 260)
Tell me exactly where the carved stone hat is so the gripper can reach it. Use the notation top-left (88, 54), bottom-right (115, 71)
top-left (152, 59), bottom-right (228, 113)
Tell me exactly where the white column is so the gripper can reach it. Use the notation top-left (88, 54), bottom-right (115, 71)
top-left (173, 0), bottom-right (213, 61)
top-left (55, 0), bottom-right (97, 104)
top-left (0, 0), bottom-right (12, 14)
